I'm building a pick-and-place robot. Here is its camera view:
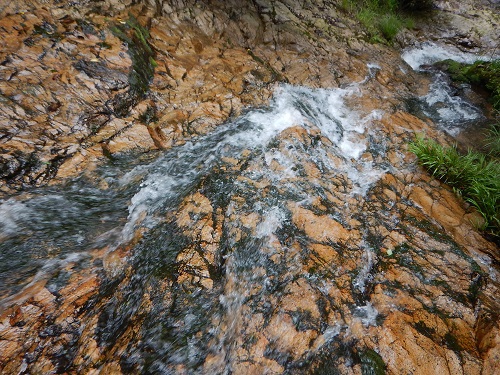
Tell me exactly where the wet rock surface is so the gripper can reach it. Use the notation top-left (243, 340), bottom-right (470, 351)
top-left (396, 0), bottom-right (500, 52)
top-left (1, 0), bottom-right (499, 374)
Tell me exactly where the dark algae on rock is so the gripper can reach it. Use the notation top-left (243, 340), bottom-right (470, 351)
top-left (109, 15), bottom-right (156, 117)
top-left (1, 1), bottom-right (500, 374)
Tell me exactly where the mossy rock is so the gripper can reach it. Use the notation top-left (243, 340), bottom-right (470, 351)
top-left (436, 59), bottom-right (500, 111)
top-left (358, 348), bottom-right (386, 375)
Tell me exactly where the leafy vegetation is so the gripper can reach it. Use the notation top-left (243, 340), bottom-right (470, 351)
top-left (341, 0), bottom-right (431, 43)
top-left (484, 123), bottom-right (500, 157)
top-left (409, 136), bottom-right (500, 236)
top-left (358, 348), bottom-right (386, 375)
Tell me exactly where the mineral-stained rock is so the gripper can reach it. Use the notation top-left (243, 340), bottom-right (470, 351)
top-left (0, 0), bottom-right (377, 194)
top-left (0, 0), bottom-right (499, 374)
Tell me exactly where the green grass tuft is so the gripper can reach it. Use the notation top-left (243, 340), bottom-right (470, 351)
top-left (378, 13), bottom-right (405, 40)
top-left (409, 135), bottom-right (500, 236)
top-left (109, 15), bottom-right (156, 117)
top-left (342, 0), bottom-right (423, 43)
top-left (485, 123), bottom-right (500, 157)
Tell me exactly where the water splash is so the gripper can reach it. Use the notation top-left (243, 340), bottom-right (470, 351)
top-left (421, 73), bottom-right (484, 135)
top-left (401, 42), bottom-right (492, 135)
top-left (352, 242), bottom-right (375, 295)
top-left (1, 66), bottom-right (393, 373)
top-left (118, 81), bottom-right (387, 247)
top-left (255, 206), bottom-right (287, 238)
top-left (354, 303), bottom-right (379, 327)
top-left (401, 41), bottom-right (491, 71)
top-left (0, 199), bottom-right (29, 238)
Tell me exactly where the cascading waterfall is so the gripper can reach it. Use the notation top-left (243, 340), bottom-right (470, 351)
top-left (401, 41), bottom-right (491, 71)
top-left (106, 71), bottom-right (390, 372)
top-left (119, 74), bottom-right (384, 248)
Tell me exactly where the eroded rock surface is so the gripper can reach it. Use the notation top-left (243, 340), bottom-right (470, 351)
top-left (0, 0), bottom-right (368, 195)
top-left (0, 0), bottom-right (499, 374)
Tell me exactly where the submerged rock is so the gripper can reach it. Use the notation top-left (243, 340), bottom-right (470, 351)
top-left (0, 0), bottom-right (499, 374)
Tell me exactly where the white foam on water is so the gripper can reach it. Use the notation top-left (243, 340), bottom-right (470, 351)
top-left (421, 76), bottom-right (484, 135)
top-left (401, 41), bottom-right (489, 71)
top-left (263, 149), bottom-right (298, 180)
top-left (323, 324), bottom-right (342, 341)
top-left (117, 87), bottom-right (309, 245)
top-left (339, 136), bottom-right (365, 160)
top-left (243, 88), bottom-right (305, 142)
top-left (354, 302), bottom-right (379, 327)
top-left (203, 72), bottom-right (390, 370)
top-left (353, 242), bottom-right (375, 294)
top-left (401, 42), bottom-right (493, 134)
top-left (0, 199), bottom-right (29, 237)
top-left (118, 66), bottom-right (388, 247)
top-left (255, 206), bottom-right (286, 239)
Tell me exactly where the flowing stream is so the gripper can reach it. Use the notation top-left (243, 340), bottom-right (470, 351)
top-left (0, 44), bottom-right (496, 373)
top-left (1, 66), bottom-right (387, 370)
top-left (402, 41), bottom-right (494, 135)
top-left (0, 67), bottom-right (384, 298)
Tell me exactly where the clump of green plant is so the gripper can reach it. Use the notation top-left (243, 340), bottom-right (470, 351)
top-left (358, 348), bottom-right (386, 375)
top-left (484, 123), bottom-right (500, 157)
top-left (378, 13), bottom-right (405, 40)
top-left (341, 0), bottom-right (427, 43)
top-left (409, 136), bottom-right (500, 236)
top-left (436, 59), bottom-right (500, 112)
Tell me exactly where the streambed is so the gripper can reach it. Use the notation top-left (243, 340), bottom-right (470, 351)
top-left (0, 43), bottom-right (498, 374)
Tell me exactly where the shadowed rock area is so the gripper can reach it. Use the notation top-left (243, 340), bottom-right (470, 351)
top-left (0, 0), bottom-right (499, 374)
